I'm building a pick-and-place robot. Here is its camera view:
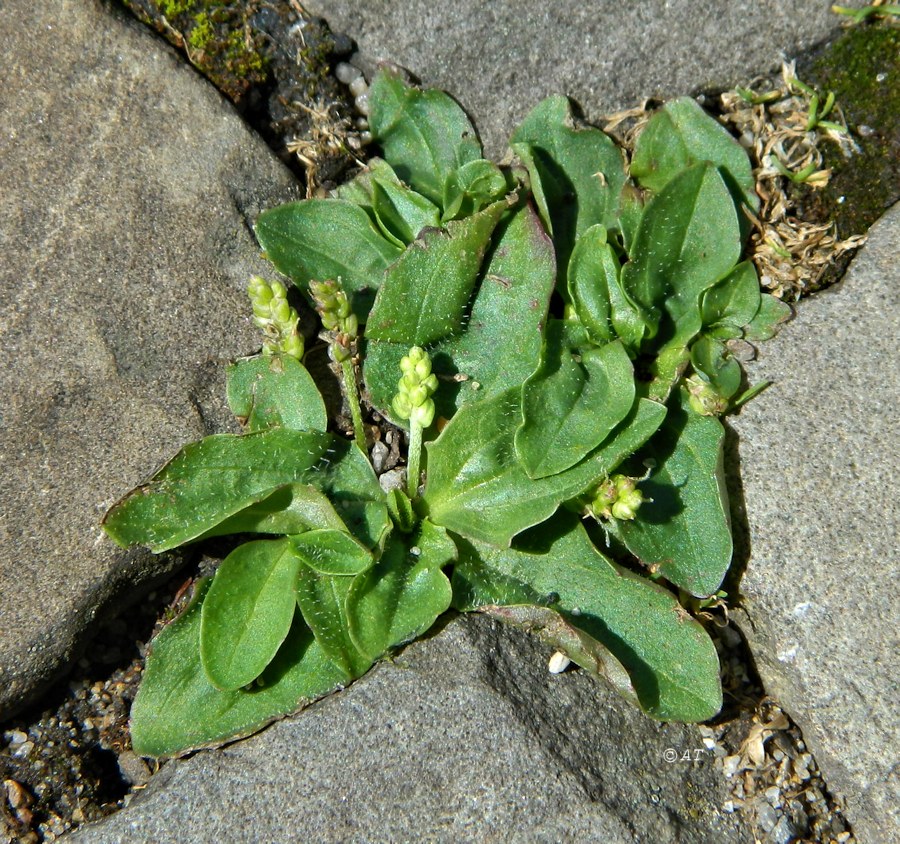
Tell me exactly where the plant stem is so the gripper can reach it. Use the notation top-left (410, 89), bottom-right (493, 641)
top-left (406, 419), bottom-right (423, 498)
top-left (340, 356), bottom-right (367, 454)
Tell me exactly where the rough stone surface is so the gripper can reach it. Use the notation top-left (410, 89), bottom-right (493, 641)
top-left (729, 203), bottom-right (900, 844)
top-left (73, 615), bottom-right (754, 843)
top-left (308, 0), bottom-right (850, 158)
top-left (0, 0), bottom-right (300, 719)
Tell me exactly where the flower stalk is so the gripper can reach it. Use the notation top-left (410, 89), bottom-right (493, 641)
top-left (310, 278), bottom-right (367, 453)
top-left (247, 276), bottom-right (304, 359)
top-left (391, 347), bottom-right (438, 498)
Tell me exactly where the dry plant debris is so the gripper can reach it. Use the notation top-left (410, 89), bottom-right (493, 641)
top-left (601, 63), bottom-right (867, 301)
top-left (717, 62), bottom-right (867, 299)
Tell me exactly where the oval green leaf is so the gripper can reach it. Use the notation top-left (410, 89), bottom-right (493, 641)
top-left (631, 96), bottom-right (758, 213)
top-left (516, 329), bottom-right (636, 479)
top-left (346, 521), bottom-right (454, 661)
top-left (364, 201), bottom-right (556, 424)
top-left (200, 539), bottom-right (303, 691)
top-left (254, 198), bottom-right (402, 320)
top-left (365, 198), bottom-right (509, 346)
top-left (699, 261), bottom-right (761, 338)
top-left (291, 529), bottom-right (373, 576)
top-left (423, 388), bottom-right (666, 546)
top-left (510, 95), bottom-right (627, 291)
top-left (295, 565), bottom-right (372, 678)
top-left (130, 580), bottom-right (348, 758)
top-left (621, 163), bottom-right (742, 334)
top-left (102, 429), bottom-right (332, 552)
top-left (226, 354), bottom-right (327, 433)
top-left (368, 67), bottom-right (482, 206)
top-left (611, 389), bottom-right (732, 597)
top-left (452, 518), bottom-right (721, 721)
top-left (195, 483), bottom-right (349, 540)
top-left (371, 177), bottom-right (441, 246)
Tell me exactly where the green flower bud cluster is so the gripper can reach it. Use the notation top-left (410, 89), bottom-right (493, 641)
top-left (309, 278), bottom-right (358, 363)
top-left (685, 374), bottom-right (729, 417)
top-left (590, 474), bottom-right (646, 521)
top-left (392, 347), bottom-right (438, 428)
top-left (247, 276), bottom-right (304, 360)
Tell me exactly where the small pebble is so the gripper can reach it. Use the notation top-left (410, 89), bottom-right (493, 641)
top-left (858, 124), bottom-right (875, 137)
top-left (370, 441), bottom-right (389, 474)
top-left (355, 92), bottom-right (370, 116)
top-left (722, 755), bottom-right (741, 778)
top-left (876, 72), bottom-right (887, 83)
top-left (378, 468), bottom-right (406, 494)
top-left (548, 651), bottom-right (571, 674)
top-left (772, 815), bottom-right (797, 844)
top-left (348, 76), bottom-right (368, 98)
top-left (765, 785), bottom-right (782, 806)
top-left (757, 802), bottom-right (779, 833)
top-left (13, 741), bottom-right (34, 758)
top-left (7, 729), bottom-right (28, 745)
top-left (335, 61), bottom-right (362, 84)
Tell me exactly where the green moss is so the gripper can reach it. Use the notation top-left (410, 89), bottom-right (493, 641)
top-left (160, 0), bottom-right (196, 17)
top-left (794, 23), bottom-right (900, 286)
top-left (187, 11), bottom-right (214, 52)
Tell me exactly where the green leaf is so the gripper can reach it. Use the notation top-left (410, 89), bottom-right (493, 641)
top-left (226, 354), bottom-right (327, 433)
top-left (442, 158), bottom-right (510, 222)
top-left (195, 483), bottom-right (349, 540)
top-left (690, 335), bottom-right (742, 400)
top-left (386, 488), bottom-right (416, 533)
top-left (621, 163), bottom-right (742, 336)
top-left (568, 225), bottom-right (614, 345)
top-left (631, 96), bottom-right (758, 212)
top-left (423, 388), bottom-right (666, 546)
top-left (291, 529), bottom-right (373, 576)
top-left (103, 429), bottom-right (332, 552)
top-left (364, 201), bottom-right (555, 423)
top-left (569, 225), bottom-right (652, 353)
top-left (317, 438), bottom-right (391, 550)
top-left (254, 199), bottom-right (402, 320)
top-left (643, 310), bottom-right (702, 404)
top-left (617, 181), bottom-right (645, 254)
top-left (200, 539), bottom-right (302, 691)
top-left (516, 326), bottom-right (636, 478)
top-left (295, 565), bottom-right (372, 678)
top-left (346, 521), bottom-right (454, 661)
top-left (332, 157), bottom-right (403, 209)
top-left (371, 177), bottom-right (441, 246)
top-left (130, 580), bottom-right (347, 758)
top-left (700, 261), bottom-right (761, 340)
top-left (365, 199), bottom-right (509, 346)
top-left (368, 67), bottom-right (482, 206)
top-left (478, 604), bottom-right (640, 709)
top-left (452, 518), bottom-right (722, 721)
top-left (510, 95), bottom-right (627, 289)
top-left (744, 293), bottom-right (793, 342)
top-left (610, 389), bottom-right (732, 597)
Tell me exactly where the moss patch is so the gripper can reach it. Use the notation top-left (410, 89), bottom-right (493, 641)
top-left (793, 23), bottom-right (900, 285)
top-left (118, 0), bottom-right (357, 190)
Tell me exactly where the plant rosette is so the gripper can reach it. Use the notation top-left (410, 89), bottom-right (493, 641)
top-left (104, 67), bottom-right (791, 757)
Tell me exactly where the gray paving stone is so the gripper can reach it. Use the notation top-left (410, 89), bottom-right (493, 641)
top-left (0, 0), bottom-right (300, 719)
top-left (72, 615), bottom-right (754, 844)
top-left (730, 203), bottom-right (900, 844)
top-left (308, 0), bottom-right (848, 158)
